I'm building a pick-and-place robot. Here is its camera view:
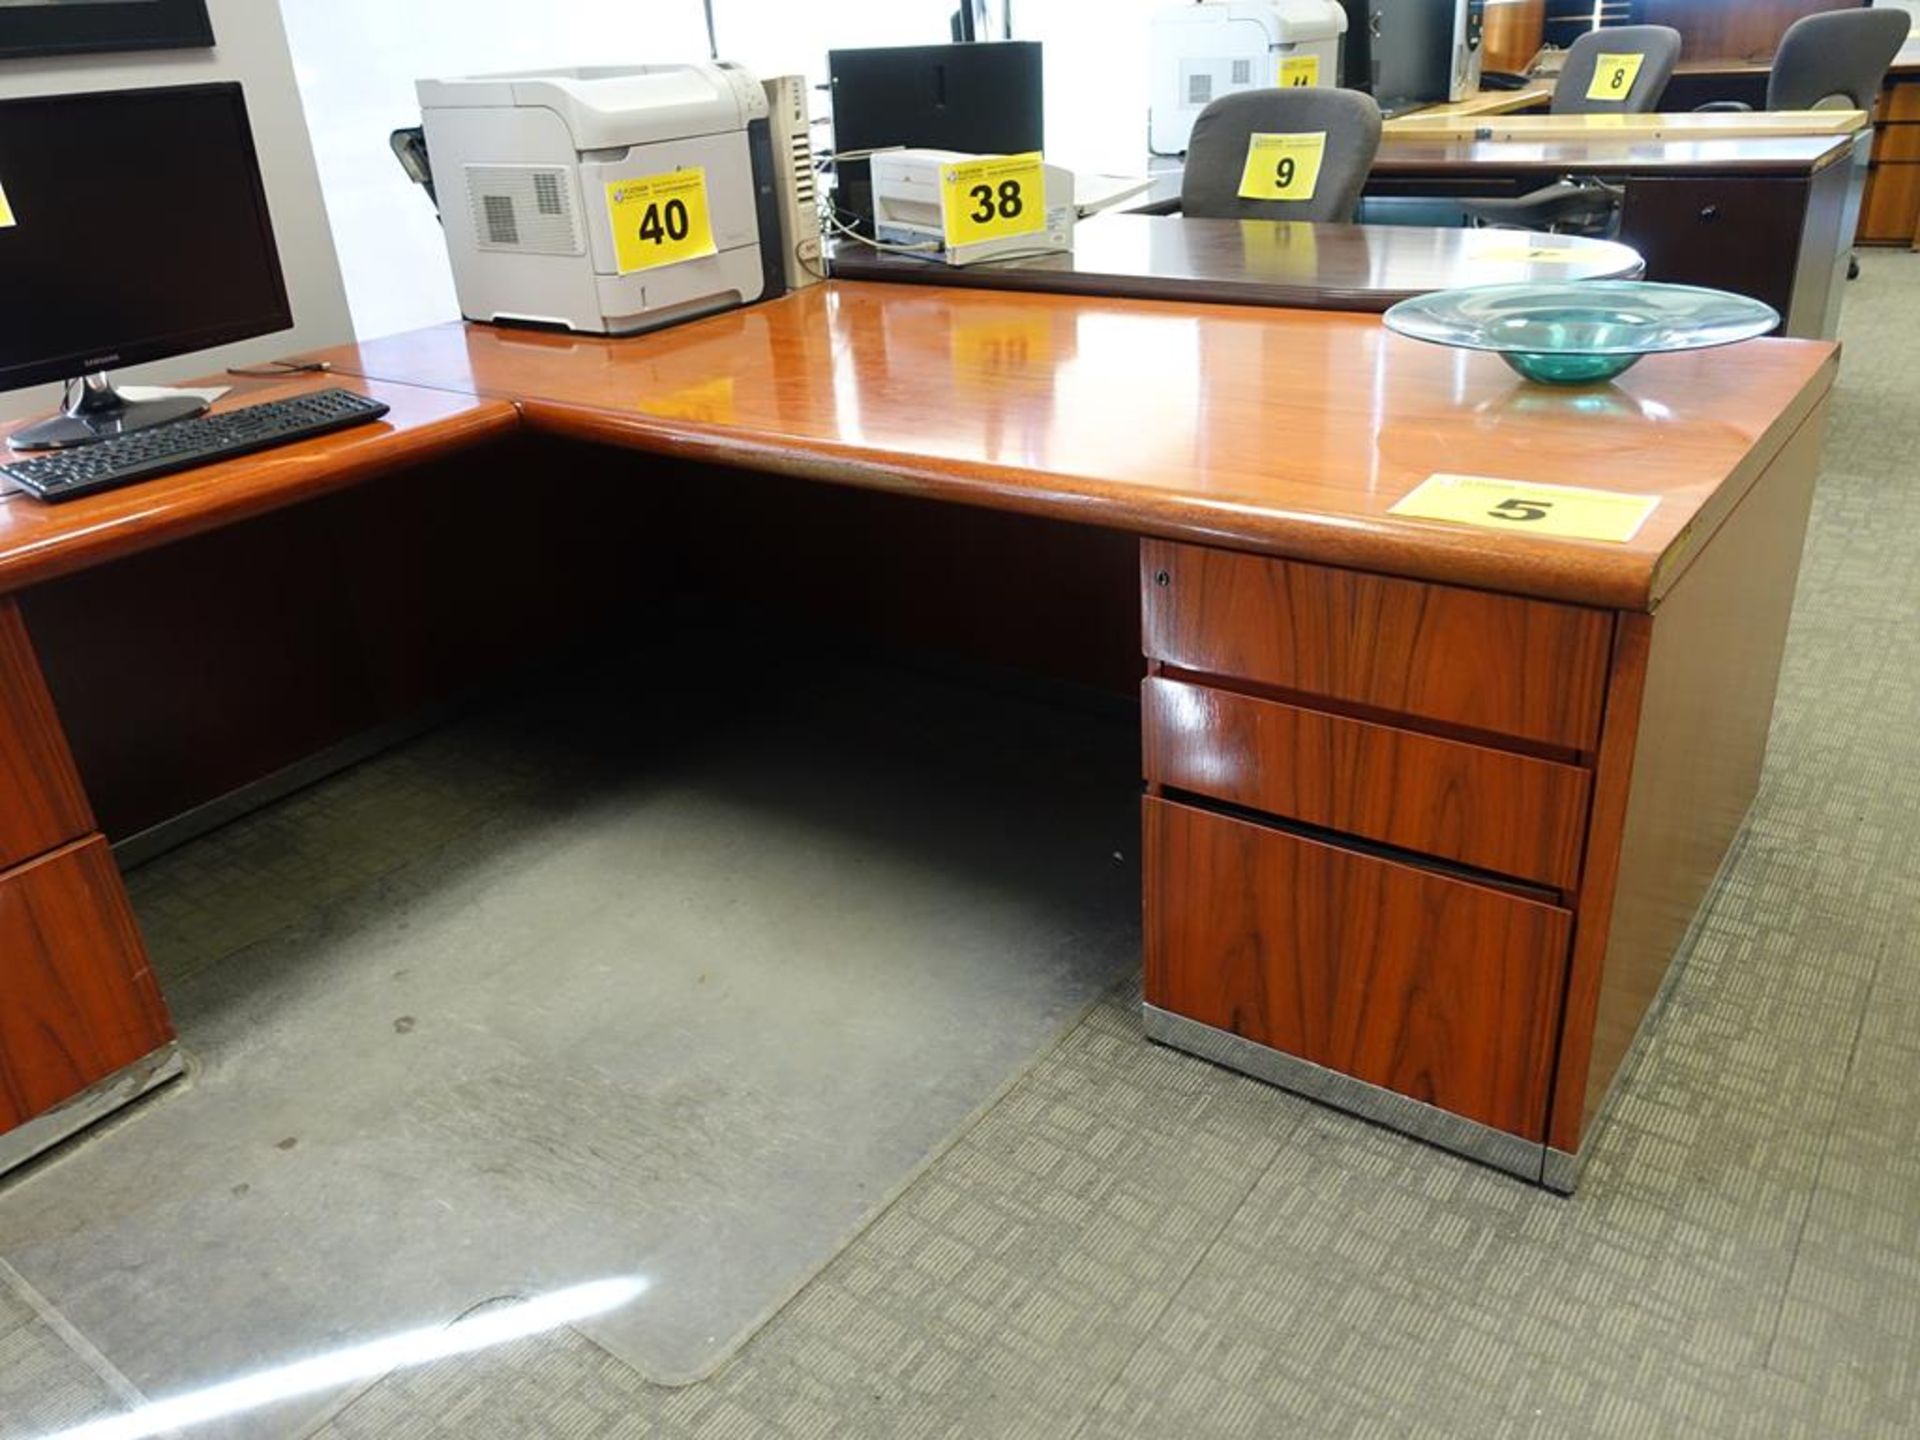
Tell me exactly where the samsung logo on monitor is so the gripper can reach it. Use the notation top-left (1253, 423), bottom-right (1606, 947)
top-left (83, 354), bottom-right (122, 369)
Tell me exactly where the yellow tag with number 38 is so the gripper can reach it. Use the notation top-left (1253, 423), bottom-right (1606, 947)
top-left (1237, 132), bottom-right (1326, 203)
top-left (940, 153), bottom-right (1047, 247)
top-left (1586, 53), bottom-right (1647, 102)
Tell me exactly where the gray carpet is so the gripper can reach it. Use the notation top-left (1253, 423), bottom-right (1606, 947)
top-left (4, 254), bottom-right (1920, 1439)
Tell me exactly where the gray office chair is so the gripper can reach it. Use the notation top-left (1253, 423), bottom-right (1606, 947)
top-left (1180, 88), bottom-right (1383, 223)
top-left (1545, 25), bottom-right (1684, 115)
top-left (1698, 8), bottom-right (1911, 113)
top-left (1461, 25), bottom-right (1684, 235)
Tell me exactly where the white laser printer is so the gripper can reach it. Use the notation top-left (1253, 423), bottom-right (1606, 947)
top-left (1149, 1), bottom-right (1350, 156)
top-left (415, 63), bottom-right (819, 335)
top-left (870, 149), bottom-right (1075, 267)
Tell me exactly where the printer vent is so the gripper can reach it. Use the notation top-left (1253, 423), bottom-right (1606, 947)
top-left (1231, 58), bottom-right (1252, 85)
top-left (483, 195), bottom-right (519, 246)
top-left (1187, 70), bottom-right (1214, 105)
top-left (465, 165), bottom-right (582, 256)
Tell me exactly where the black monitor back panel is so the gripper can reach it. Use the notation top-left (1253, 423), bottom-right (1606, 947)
top-left (828, 41), bottom-right (1044, 228)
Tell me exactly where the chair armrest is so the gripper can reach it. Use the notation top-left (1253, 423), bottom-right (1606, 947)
top-left (1693, 100), bottom-right (1755, 113)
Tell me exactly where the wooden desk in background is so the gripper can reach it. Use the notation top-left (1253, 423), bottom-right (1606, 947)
top-left (1368, 131), bottom-right (1865, 339)
top-left (1382, 82), bottom-right (1556, 129)
top-left (828, 216), bottom-right (1643, 310)
top-left (1382, 109), bottom-right (1866, 143)
top-left (0, 283), bottom-right (1837, 1192)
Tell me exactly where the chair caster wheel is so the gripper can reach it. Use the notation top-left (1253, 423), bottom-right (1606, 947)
top-left (1849, 256), bottom-right (1861, 281)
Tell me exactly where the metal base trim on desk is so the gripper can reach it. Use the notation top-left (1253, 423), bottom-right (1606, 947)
top-left (0, 1043), bottom-right (185, 1180)
top-left (1141, 1004), bottom-right (1547, 1185)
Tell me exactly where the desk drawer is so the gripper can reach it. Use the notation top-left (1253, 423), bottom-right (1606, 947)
top-left (0, 600), bottom-right (94, 872)
top-left (1141, 542), bottom-right (1611, 752)
top-left (1143, 797), bottom-right (1570, 1140)
top-left (1143, 678), bottom-right (1590, 891)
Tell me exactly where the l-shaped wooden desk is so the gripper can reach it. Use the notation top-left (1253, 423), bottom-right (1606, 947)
top-left (0, 282), bottom-right (1838, 1190)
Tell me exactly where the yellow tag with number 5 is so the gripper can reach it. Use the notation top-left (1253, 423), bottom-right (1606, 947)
top-left (1237, 132), bottom-right (1326, 203)
top-left (1586, 53), bottom-right (1647, 102)
top-left (607, 169), bottom-right (717, 276)
top-left (1390, 474), bottom-right (1660, 544)
top-left (940, 153), bottom-right (1047, 247)
top-left (1278, 54), bottom-right (1319, 88)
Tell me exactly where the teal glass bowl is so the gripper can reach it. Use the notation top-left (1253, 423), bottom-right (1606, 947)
top-left (1382, 281), bottom-right (1781, 385)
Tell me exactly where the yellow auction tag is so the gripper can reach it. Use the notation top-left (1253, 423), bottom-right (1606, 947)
top-left (940, 153), bottom-right (1047, 247)
top-left (1237, 132), bottom-right (1326, 203)
top-left (1278, 54), bottom-right (1320, 88)
top-left (606, 169), bottom-right (717, 276)
top-left (1586, 53), bottom-right (1647, 103)
top-left (0, 178), bottom-right (15, 230)
top-left (1390, 474), bottom-right (1660, 544)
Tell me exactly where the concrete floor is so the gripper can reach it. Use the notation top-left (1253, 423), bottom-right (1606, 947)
top-left (5, 254), bottom-right (1920, 1439)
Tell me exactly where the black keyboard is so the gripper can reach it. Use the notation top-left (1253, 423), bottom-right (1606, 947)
top-left (1, 388), bottom-right (393, 503)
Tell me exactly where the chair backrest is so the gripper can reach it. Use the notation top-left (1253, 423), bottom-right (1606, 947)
top-left (1768, 8), bottom-right (1911, 112)
top-left (1180, 88), bottom-right (1383, 223)
top-left (1552, 26), bottom-right (1683, 114)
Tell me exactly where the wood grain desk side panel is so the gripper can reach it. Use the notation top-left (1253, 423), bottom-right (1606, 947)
top-left (1143, 797), bottom-right (1572, 1140)
top-left (0, 600), bottom-right (94, 871)
top-left (1140, 542), bottom-right (1613, 752)
top-left (1143, 678), bottom-right (1592, 891)
top-left (1548, 400), bottom-right (1828, 1155)
top-left (0, 381), bottom-right (521, 599)
top-left (0, 837), bottom-right (172, 1133)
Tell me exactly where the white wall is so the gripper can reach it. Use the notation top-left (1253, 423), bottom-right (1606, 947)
top-left (0, 0), bottom-right (352, 422)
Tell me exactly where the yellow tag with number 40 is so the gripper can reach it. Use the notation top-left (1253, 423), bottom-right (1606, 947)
top-left (607, 169), bottom-right (717, 276)
top-left (940, 153), bottom-right (1046, 248)
top-left (1237, 132), bottom-right (1326, 203)
top-left (1279, 54), bottom-right (1319, 87)
top-left (1586, 53), bottom-right (1647, 102)
top-left (1391, 474), bottom-right (1660, 544)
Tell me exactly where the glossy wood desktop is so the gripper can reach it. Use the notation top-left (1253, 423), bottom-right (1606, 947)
top-left (0, 282), bottom-right (1838, 1189)
top-left (828, 215), bottom-right (1643, 311)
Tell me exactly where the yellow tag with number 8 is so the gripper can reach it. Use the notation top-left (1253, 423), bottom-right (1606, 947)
top-left (1237, 132), bottom-right (1326, 203)
top-left (939, 153), bottom-right (1047, 248)
top-left (1586, 53), bottom-right (1647, 102)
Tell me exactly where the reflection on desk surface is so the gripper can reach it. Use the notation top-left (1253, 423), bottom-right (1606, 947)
top-left (831, 214), bottom-right (1642, 309)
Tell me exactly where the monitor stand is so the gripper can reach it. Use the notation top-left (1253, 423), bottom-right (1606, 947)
top-left (7, 371), bottom-right (209, 452)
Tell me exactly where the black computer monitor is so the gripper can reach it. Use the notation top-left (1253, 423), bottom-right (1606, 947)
top-left (0, 83), bottom-right (293, 451)
top-left (828, 41), bottom-right (1044, 230)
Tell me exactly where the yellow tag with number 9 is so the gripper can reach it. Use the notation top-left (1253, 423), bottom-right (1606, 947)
top-left (1586, 53), bottom-right (1646, 102)
top-left (1278, 54), bottom-right (1319, 87)
top-left (940, 153), bottom-right (1046, 247)
top-left (607, 169), bottom-right (718, 275)
top-left (1237, 132), bottom-right (1326, 203)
